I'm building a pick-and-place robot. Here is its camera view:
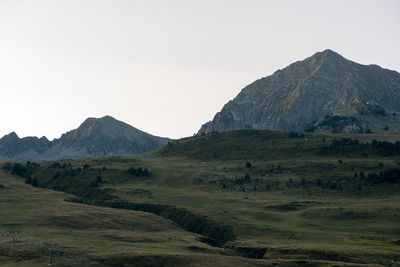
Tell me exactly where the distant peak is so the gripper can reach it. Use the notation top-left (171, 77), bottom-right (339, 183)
top-left (316, 49), bottom-right (345, 61)
top-left (84, 115), bottom-right (116, 122)
top-left (5, 132), bottom-right (19, 139)
top-left (39, 136), bottom-right (50, 142)
top-left (99, 115), bottom-right (117, 121)
top-left (321, 49), bottom-right (338, 55)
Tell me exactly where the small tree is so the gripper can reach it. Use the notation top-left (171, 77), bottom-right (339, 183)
top-left (31, 179), bottom-right (39, 187)
top-left (25, 177), bottom-right (32, 184)
top-left (83, 164), bottom-right (90, 170)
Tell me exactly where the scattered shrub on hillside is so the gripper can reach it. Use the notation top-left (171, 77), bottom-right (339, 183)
top-left (88, 176), bottom-right (103, 187)
top-left (61, 163), bottom-right (71, 169)
top-left (3, 162), bottom-right (38, 179)
top-left (26, 161), bottom-right (40, 167)
top-left (370, 140), bottom-right (400, 156)
top-left (366, 168), bottom-right (400, 184)
top-left (126, 167), bottom-right (150, 177)
top-left (83, 164), bottom-right (91, 170)
top-left (49, 162), bottom-right (62, 169)
top-left (245, 162), bottom-right (252, 168)
top-left (31, 178), bottom-right (39, 187)
top-left (0, 184), bottom-right (4, 189)
top-left (288, 132), bottom-right (299, 138)
top-left (327, 181), bottom-right (337, 190)
top-left (25, 177), bottom-right (32, 184)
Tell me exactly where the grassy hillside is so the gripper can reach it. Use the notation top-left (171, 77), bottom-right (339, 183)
top-left (1, 130), bottom-right (400, 266)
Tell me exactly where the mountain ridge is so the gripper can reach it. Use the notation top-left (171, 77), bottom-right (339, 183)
top-left (0, 116), bottom-right (170, 162)
top-left (198, 49), bottom-right (400, 134)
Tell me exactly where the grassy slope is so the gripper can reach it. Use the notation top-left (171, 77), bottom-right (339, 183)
top-left (0, 170), bottom-right (262, 266)
top-left (1, 130), bottom-right (400, 266)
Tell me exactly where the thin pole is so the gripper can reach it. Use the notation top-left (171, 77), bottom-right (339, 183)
top-left (48, 244), bottom-right (54, 266)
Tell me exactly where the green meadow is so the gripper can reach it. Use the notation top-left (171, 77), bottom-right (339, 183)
top-left (1, 130), bottom-right (399, 266)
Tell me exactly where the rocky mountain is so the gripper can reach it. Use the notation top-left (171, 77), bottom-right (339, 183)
top-left (0, 116), bottom-right (170, 162)
top-left (0, 133), bottom-right (51, 159)
top-left (198, 49), bottom-right (400, 134)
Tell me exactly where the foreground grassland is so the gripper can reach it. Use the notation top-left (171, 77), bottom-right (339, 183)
top-left (1, 130), bottom-right (400, 266)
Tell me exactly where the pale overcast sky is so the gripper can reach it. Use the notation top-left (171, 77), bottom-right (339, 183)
top-left (0, 0), bottom-right (399, 140)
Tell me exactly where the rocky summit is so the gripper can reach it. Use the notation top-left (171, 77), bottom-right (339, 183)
top-left (0, 116), bottom-right (170, 162)
top-left (198, 49), bottom-right (400, 134)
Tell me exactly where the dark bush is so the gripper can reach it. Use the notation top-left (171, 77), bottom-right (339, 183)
top-left (83, 164), bottom-right (91, 170)
top-left (127, 167), bottom-right (149, 177)
top-left (31, 179), bottom-right (39, 187)
top-left (25, 177), bottom-right (32, 184)
top-left (49, 162), bottom-right (62, 169)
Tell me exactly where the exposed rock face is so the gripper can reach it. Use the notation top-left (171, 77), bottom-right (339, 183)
top-left (0, 116), bottom-right (170, 162)
top-left (0, 132), bottom-right (51, 158)
top-left (198, 49), bottom-right (400, 134)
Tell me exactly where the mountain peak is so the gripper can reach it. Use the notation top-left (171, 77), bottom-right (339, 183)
top-left (81, 115), bottom-right (119, 125)
top-left (0, 116), bottom-right (170, 162)
top-left (199, 50), bottom-right (400, 134)
top-left (3, 132), bottom-right (19, 140)
top-left (321, 48), bottom-right (340, 56)
top-left (309, 49), bottom-right (346, 65)
top-left (55, 115), bottom-right (170, 158)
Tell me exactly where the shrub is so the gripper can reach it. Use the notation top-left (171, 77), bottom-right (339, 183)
top-left (31, 179), bottom-right (39, 187)
top-left (83, 164), bottom-right (91, 170)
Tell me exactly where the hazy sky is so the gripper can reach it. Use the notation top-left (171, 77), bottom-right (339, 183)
top-left (0, 0), bottom-right (399, 140)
